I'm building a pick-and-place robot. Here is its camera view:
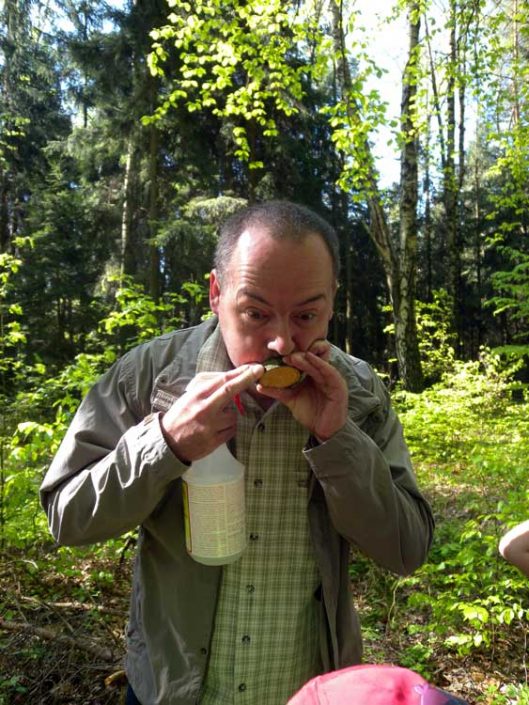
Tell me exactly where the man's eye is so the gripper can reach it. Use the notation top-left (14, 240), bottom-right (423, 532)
top-left (297, 312), bottom-right (317, 322)
top-left (245, 309), bottom-right (267, 321)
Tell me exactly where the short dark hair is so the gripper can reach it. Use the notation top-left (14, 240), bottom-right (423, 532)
top-left (214, 200), bottom-right (340, 281)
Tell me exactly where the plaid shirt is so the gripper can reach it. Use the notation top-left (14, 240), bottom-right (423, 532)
top-left (198, 328), bottom-right (322, 704)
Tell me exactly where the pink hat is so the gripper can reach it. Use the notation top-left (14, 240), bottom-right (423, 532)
top-left (287, 664), bottom-right (468, 705)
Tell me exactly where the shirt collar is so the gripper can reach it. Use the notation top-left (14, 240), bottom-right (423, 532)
top-left (196, 318), bottom-right (233, 374)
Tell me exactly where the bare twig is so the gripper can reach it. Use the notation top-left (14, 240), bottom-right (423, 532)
top-left (19, 594), bottom-right (126, 617)
top-left (0, 617), bottom-right (117, 662)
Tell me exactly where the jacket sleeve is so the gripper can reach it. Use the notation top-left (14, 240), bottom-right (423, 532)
top-left (304, 360), bottom-right (434, 576)
top-left (39, 349), bottom-right (187, 546)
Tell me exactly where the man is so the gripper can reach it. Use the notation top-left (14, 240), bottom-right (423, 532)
top-left (40, 201), bottom-right (434, 705)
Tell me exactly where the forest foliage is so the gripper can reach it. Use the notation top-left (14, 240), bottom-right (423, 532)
top-left (1, 0), bottom-right (529, 703)
top-left (1, 299), bottom-right (529, 704)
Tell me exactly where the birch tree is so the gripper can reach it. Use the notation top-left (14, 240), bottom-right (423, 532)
top-left (148, 0), bottom-right (428, 388)
top-left (424, 0), bottom-right (483, 352)
top-left (326, 0), bottom-right (424, 389)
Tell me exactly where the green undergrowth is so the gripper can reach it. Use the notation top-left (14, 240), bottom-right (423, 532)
top-left (2, 349), bottom-right (529, 702)
top-left (352, 354), bottom-right (529, 704)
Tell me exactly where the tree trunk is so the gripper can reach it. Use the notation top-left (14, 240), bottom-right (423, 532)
top-left (423, 111), bottom-right (433, 301)
top-left (445, 0), bottom-right (461, 352)
top-left (0, 0), bottom-right (17, 254)
top-left (395, 2), bottom-right (424, 392)
top-left (147, 123), bottom-right (161, 300)
top-left (120, 133), bottom-right (136, 277)
top-left (147, 76), bottom-right (161, 301)
top-left (330, 0), bottom-right (424, 390)
top-left (344, 235), bottom-right (353, 355)
top-left (473, 134), bottom-right (483, 354)
top-left (0, 173), bottom-right (8, 254)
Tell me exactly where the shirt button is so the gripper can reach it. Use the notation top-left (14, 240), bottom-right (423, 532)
top-left (257, 422), bottom-right (265, 432)
top-left (246, 584), bottom-right (255, 593)
top-left (249, 533), bottom-right (259, 541)
top-left (200, 647), bottom-right (208, 655)
top-left (254, 479), bottom-right (263, 488)
top-left (242, 635), bottom-right (251, 644)
top-left (238, 683), bottom-right (247, 692)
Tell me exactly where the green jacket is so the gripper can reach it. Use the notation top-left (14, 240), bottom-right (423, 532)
top-left (40, 318), bottom-right (434, 705)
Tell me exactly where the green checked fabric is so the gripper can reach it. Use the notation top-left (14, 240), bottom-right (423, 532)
top-left (197, 330), bottom-right (322, 705)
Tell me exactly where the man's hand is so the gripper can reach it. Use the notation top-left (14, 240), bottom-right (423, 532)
top-left (160, 364), bottom-right (263, 463)
top-left (257, 339), bottom-right (348, 442)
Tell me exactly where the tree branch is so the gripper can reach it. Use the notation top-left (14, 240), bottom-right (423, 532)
top-left (0, 618), bottom-right (118, 662)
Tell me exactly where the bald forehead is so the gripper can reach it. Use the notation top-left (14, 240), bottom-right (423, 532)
top-left (232, 227), bottom-right (333, 269)
top-left (220, 228), bottom-right (336, 295)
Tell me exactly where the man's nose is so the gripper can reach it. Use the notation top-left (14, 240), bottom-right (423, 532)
top-left (267, 319), bottom-right (296, 356)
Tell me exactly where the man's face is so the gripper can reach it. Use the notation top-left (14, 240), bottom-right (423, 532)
top-left (209, 228), bottom-right (336, 367)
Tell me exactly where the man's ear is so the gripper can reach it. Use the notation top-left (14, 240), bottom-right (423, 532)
top-left (209, 269), bottom-right (221, 313)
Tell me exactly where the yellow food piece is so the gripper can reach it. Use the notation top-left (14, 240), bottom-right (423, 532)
top-left (259, 361), bottom-right (302, 388)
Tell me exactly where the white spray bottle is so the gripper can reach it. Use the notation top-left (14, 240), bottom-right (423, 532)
top-left (182, 443), bottom-right (246, 566)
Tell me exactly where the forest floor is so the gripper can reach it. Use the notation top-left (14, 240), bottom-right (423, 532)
top-left (0, 545), bottom-right (133, 705)
top-left (0, 535), bottom-right (527, 705)
top-left (2, 377), bottom-right (529, 704)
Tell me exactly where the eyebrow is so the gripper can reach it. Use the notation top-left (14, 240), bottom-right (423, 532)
top-left (237, 288), bottom-right (327, 307)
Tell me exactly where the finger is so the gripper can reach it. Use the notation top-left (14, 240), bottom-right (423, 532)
top-left (286, 351), bottom-right (331, 381)
top-left (209, 363), bottom-right (264, 410)
top-left (304, 352), bottom-right (342, 388)
top-left (187, 365), bottom-right (261, 398)
top-left (255, 384), bottom-right (297, 401)
top-left (308, 338), bottom-right (331, 360)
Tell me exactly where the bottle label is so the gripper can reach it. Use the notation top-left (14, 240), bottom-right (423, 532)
top-left (182, 476), bottom-right (246, 560)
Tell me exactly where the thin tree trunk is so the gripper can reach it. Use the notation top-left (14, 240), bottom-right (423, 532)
top-left (395, 1), bottom-right (424, 392)
top-left (0, 174), bottom-right (8, 253)
top-left (147, 122), bottom-right (161, 300)
top-left (0, 430), bottom-right (5, 548)
top-left (120, 134), bottom-right (135, 277)
top-left (330, 0), bottom-right (423, 390)
top-left (1, 0), bottom-right (18, 253)
top-left (147, 76), bottom-right (161, 300)
top-left (340, 184), bottom-right (353, 355)
top-left (457, 41), bottom-right (468, 350)
top-left (329, 19), bottom-right (354, 355)
top-left (423, 111), bottom-right (433, 301)
top-left (473, 134), bottom-right (483, 354)
top-left (445, 0), bottom-right (461, 351)
top-left (512, 0), bottom-right (520, 126)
